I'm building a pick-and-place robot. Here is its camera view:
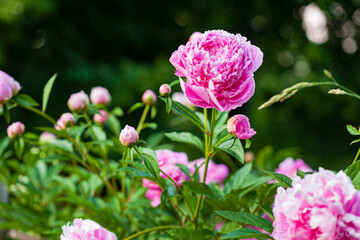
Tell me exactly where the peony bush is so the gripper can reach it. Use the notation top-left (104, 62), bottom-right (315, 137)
top-left (0, 30), bottom-right (360, 240)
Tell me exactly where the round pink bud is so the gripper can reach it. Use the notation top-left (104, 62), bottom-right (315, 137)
top-left (119, 125), bottom-right (139, 147)
top-left (227, 114), bottom-right (256, 139)
top-left (67, 91), bottom-right (90, 112)
top-left (7, 121), bottom-right (25, 139)
top-left (0, 70), bottom-right (15, 103)
top-left (90, 87), bottom-right (112, 105)
top-left (142, 90), bottom-right (157, 105)
top-left (60, 218), bottom-right (117, 240)
top-left (55, 113), bottom-right (74, 130)
top-left (159, 84), bottom-right (171, 97)
top-left (93, 110), bottom-right (108, 125)
top-left (39, 131), bottom-right (57, 144)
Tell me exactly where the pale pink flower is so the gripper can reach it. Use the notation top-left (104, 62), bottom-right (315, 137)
top-left (275, 158), bottom-right (312, 180)
top-left (55, 113), bottom-right (74, 130)
top-left (7, 122), bottom-right (25, 139)
top-left (142, 89), bottom-right (157, 105)
top-left (60, 218), bottom-right (117, 240)
top-left (67, 91), bottom-right (90, 112)
top-left (172, 92), bottom-right (195, 109)
top-left (159, 84), bottom-right (171, 97)
top-left (227, 114), bottom-right (256, 139)
top-left (39, 131), bottom-right (56, 144)
top-left (187, 158), bottom-right (229, 186)
top-left (119, 125), bottom-right (139, 147)
top-left (142, 149), bottom-right (189, 207)
top-left (170, 30), bottom-right (263, 112)
top-left (273, 168), bottom-right (360, 240)
top-left (94, 110), bottom-right (108, 125)
top-left (0, 70), bottom-right (20, 103)
top-left (90, 87), bottom-right (112, 105)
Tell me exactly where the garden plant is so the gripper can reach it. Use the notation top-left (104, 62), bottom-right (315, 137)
top-left (0, 30), bottom-right (360, 240)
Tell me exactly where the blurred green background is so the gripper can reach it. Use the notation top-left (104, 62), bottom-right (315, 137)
top-left (1, 0), bottom-right (360, 170)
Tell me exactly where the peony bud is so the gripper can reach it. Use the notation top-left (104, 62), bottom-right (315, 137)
top-left (0, 70), bottom-right (15, 103)
top-left (55, 113), bottom-right (74, 130)
top-left (227, 114), bottom-right (256, 139)
top-left (90, 87), bottom-right (112, 105)
top-left (67, 91), bottom-right (90, 112)
top-left (159, 84), bottom-right (171, 97)
top-left (93, 110), bottom-right (108, 125)
top-left (60, 218), bottom-right (117, 240)
top-left (7, 122), bottom-right (25, 139)
top-left (244, 151), bottom-right (255, 163)
top-left (142, 90), bottom-right (157, 105)
top-left (39, 131), bottom-right (57, 144)
top-left (119, 125), bottom-right (139, 147)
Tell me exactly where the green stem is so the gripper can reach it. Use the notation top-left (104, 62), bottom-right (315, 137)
top-left (353, 148), bottom-right (360, 164)
top-left (136, 104), bottom-right (150, 134)
top-left (122, 149), bottom-right (130, 205)
top-left (123, 225), bottom-right (181, 240)
top-left (14, 102), bottom-right (56, 125)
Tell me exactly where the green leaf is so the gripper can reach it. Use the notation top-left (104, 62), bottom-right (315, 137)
top-left (112, 107), bottom-right (124, 117)
top-left (216, 139), bottom-right (244, 164)
top-left (0, 137), bottom-right (10, 156)
top-left (170, 229), bottom-right (213, 240)
top-left (215, 111), bottom-right (229, 130)
top-left (183, 182), bottom-right (223, 200)
top-left (216, 211), bottom-right (274, 231)
top-left (14, 137), bottom-right (24, 159)
top-left (165, 132), bottom-right (204, 151)
top-left (171, 100), bottom-right (206, 132)
top-left (42, 73), bottom-right (57, 112)
top-left (151, 106), bottom-right (157, 119)
top-left (142, 122), bottom-right (157, 130)
top-left (140, 148), bottom-right (160, 179)
top-left (347, 125), bottom-right (360, 135)
top-left (262, 170), bottom-right (292, 188)
top-left (13, 94), bottom-right (39, 107)
top-left (3, 103), bottom-right (10, 123)
top-left (245, 139), bottom-right (252, 148)
top-left (224, 163), bottom-right (252, 193)
top-left (106, 114), bottom-right (121, 135)
top-left (345, 160), bottom-right (360, 187)
top-left (169, 79), bottom-right (180, 87)
top-left (221, 228), bottom-right (272, 239)
top-left (128, 102), bottom-right (144, 114)
top-left (50, 139), bottom-right (74, 153)
top-left (351, 139), bottom-right (360, 145)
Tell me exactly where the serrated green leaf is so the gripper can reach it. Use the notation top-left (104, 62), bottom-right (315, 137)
top-left (165, 131), bottom-right (204, 151)
top-left (42, 73), bottom-right (57, 112)
top-left (216, 139), bottom-right (244, 164)
top-left (216, 211), bottom-right (273, 231)
top-left (221, 228), bottom-right (272, 239)
top-left (347, 125), bottom-right (360, 135)
top-left (13, 94), bottom-right (39, 107)
top-left (262, 170), bottom-right (292, 188)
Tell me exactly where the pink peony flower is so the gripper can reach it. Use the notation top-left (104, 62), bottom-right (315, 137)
top-left (60, 218), bottom-right (117, 240)
top-left (94, 110), bottom-right (108, 125)
top-left (187, 158), bottom-right (229, 186)
top-left (172, 92), bottom-right (195, 109)
top-left (119, 125), bottom-right (139, 147)
top-left (142, 89), bottom-right (157, 105)
top-left (275, 157), bottom-right (312, 180)
top-left (7, 122), bottom-right (25, 139)
top-left (169, 30), bottom-right (263, 112)
top-left (0, 70), bottom-right (20, 103)
top-left (55, 113), bottom-right (75, 130)
top-left (227, 114), bottom-right (256, 139)
top-left (273, 168), bottom-right (360, 240)
top-left (68, 91), bottom-right (90, 112)
top-left (142, 149), bottom-right (189, 207)
top-left (90, 87), bottom-right (112, 105)
top-left (39, 131), bottom-right (56, 144)
top-left (159, 84), bottom-right (171, 97)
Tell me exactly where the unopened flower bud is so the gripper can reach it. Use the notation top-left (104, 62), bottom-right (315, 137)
top-left (0, 70), bottom-right (15, 103)
top-left (10, 78), bottom-right (21, 96)
top-left (67, 91), bottom-right (90, 112)
top-left (90, 87), bottom-right (111, 105)
top-left (227, 114), bottom-right (256, 139)
top-left (142, 90), bottom-right (157, 105)
top-left (159, 84), bottom-right (171, 97)
top-left (39, 131), bottom-right (56, 144)
top-left (7, 121), bottom-right (25, 139)
top-left (93, 110), bottom-right (108, 125)
top-left (119, 125), bottom-right (139, 147)
top-left (55, 113), bottom-right (74, 130)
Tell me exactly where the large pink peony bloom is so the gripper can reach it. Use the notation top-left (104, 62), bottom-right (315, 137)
top-left (169, 30), bottom-right (263, 112)
top-left (60, 218), bottom-right (117, 240)
top-left (273, 168), bottom-right (360, 240)
top-left (187, 158), bottom-right (229, 186)
top-left (142, 149), bottom-right (189, 207)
